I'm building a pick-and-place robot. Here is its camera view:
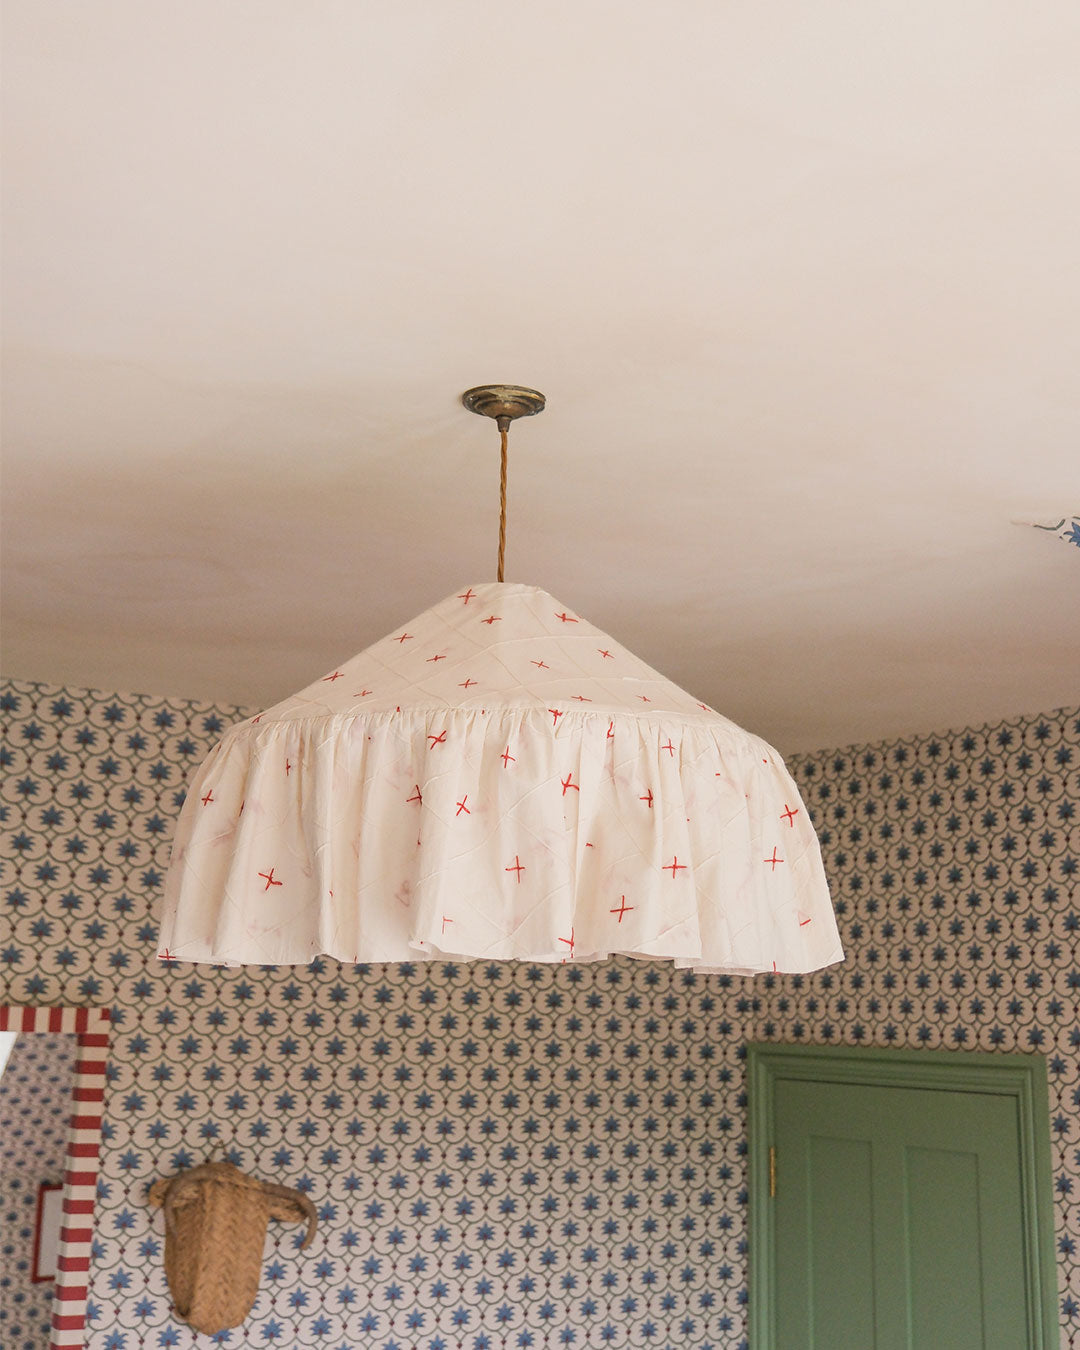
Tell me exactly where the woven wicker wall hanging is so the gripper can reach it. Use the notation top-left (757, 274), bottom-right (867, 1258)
top-left (149, 1160), bottom-right (317, 1334)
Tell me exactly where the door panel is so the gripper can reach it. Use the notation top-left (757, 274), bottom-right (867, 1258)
top-left (773, 1079), bottom-right (1029, 1349)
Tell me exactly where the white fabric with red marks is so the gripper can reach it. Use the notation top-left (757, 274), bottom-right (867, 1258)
top-left (159, 583), bottom-right (843, 974)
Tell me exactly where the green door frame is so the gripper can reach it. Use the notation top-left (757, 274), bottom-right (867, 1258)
top-left (746, 1043), bottom-right (1059, 1349)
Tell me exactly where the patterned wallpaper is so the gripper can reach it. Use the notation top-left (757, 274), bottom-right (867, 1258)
top-left (0, 677), bottom-right (1077, 1347)
top-left (0, 1032), bottom-right (78, 1348)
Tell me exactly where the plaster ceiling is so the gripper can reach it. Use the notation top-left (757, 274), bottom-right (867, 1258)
top-left (2, 1), bottom-right (1077, 754)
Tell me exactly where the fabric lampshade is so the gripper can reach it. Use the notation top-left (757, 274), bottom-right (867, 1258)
top-left (159, 582), bottom-right (843, 974)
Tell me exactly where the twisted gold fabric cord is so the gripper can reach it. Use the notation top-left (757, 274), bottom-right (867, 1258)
top-left (497, 426), bottom-right (508, 583)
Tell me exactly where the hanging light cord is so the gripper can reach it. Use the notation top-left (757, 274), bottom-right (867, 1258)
top-left (497, 422), bottom-right (509, 583)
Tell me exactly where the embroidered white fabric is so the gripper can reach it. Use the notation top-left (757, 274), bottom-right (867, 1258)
top-left (159, 583), bottom-right (843, 974)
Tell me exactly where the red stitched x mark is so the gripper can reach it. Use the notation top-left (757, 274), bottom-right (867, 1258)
top-left (285, 760), bottom-right (292, 776)
top-left (395, 632), bottom-right (413, 643)
top-left (427, 652), bottom-right (447, 663)
top-left (442, 916), bottom-right (454, 933)
top-left (158, 948), bottom-right (172, 961)
top-left (555, 611), bottom-right (578, 623)
top-left (561, 773), bottom-right (579, 796)
top-left (764, 848), bottom-right (784, 871)
top-left (610, 896), bottom-right (634, 923)
top-left (251, 715), bottom-right (263, 724)
top-left (428, 731), bottom-right (447, 747)
top-left (607, 721), bottom-right (615, 739)
top-left (638, 695), bottom-right (651, 703)
top-left (571, 695), bottom-right (592, 703)
top-left (781, 804), bottom-right (799, 827)
top-left (323, 671), bottom-right (344, 682)
top-left (258, 868), bottom-right (283, 890)
top-left (559, 928), bottom-right (575, 958)
top-left (481, 614), bottom-right (501, 624)
top-left (501, 747), bottom-right (515, 767)
top-left (201, 790), bottom-right (214, 806)
top-left (407, 785), bottom-right (423, 805)
top-left (505, 855), bottom-right (525, 882)
top-left (456, 795), bottom-right (470, 816)
top-left (661, 741), bottom-right (675, 757)
top-left (459, 588), bottom-right (477, 604)
top-left (598, 649), bottom-right (613, 659)
top-left (549, 709), bottom-right (564, 726)
top-left (532, 660), bottom-right (549, 670)
top-left (640, 789), bottom-right (654, 807)
top-left (353, 689), bottom-right (372, 698)
top-left (663, 856), bottom-right (686, 878)
top-left (459, 678), bottom-right (477, 690)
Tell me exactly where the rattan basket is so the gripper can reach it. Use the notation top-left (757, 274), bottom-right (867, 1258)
top-left (149, 1160), bottom-right (317, 1334)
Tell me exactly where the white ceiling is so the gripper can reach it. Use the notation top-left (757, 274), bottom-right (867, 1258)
top-left (2, 1), bottom-right (1077, 754)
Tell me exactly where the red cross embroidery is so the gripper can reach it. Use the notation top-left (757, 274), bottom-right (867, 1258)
top-left (353, 689), bottom-right (372, 698)
top-left (427, 652), bottom-right (447, 663)
top-left (663, 856), bottom-right (687, 878)
top-left (456, 795), bottom-right (470, 816)
top-left (638, 695), bottom-right (651, 703)
top-left (501, 747), bottom-right (515, 767)
top-left (505, 855), bottom-right (525, 882)
top-left (697, 703), bottom-right (710, 712)
top-left (555, 611), bottom-right (578, 623)
top-left (428, 731), bottom-right (447, 747)
top-left (549, 709), bottom-right (564, 727)
top-left (798, 912), bottom-right (812, 927)
top-left (200, 790), bottom-right (214, 806)
top-left (323, 671), bottom-right (345, 682)
top-left (251, 715), bottom-right (263, 724)
top-left (661, 741), bottom-right (675, 757)
top-left (764, 848), bottom-right (784, 871)
top-left (607, 721), bottom-right (615, 739)
top-left (640, 789), bottom-right (654, 808)
top-left (571, 695), bottom-right (592, 703)
top-left (158, 948), bottom-right (171, 961)
top-left (395, 632), bottom-right (413, 643)
top-left (459, 678), bottom-right (477, 690)
top-left (407, 786), bottom-right (423, 805)
top-left (459, 588), bottom-right (477, 604)
top-left (481, 614), bottom-right (501, 624)
top-left (559, 928), bottom-right (575, 958)
top-left (781, 804), bottom-right (799, 827)
top-left (610, 896), bottom-right (634, 923)
top-left (285, 760), bottom-right (292, 776)
top-left (532, 660), bottom-right (549, 670)
top-left (442, 916), bottom-right (454, 933)
top-left (561, 773), bottom-right (579, 796)
top-left (598, 649), bottom-right (613, 659)
top-left (258, 868), bottom-right (283, 891)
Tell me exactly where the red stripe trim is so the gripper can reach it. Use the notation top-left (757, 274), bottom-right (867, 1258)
top-left (48, 1007), bottom-right (64, 1032)
top-left (66, 1142), bottom-right (101, 1159)
top-left (71, 1085), bottom-right (104, 1102)
top-left (73, 1060), bottom-right (107, 1076)
top-left (23, 1006), bottom-right (37, 1031)
top-left (70, 1114), bottom-right (103, 1130)
top-left (61, 1198), bottom-right (95, 1215)
top-left (78, 1032), bottom-right (109, 1048)
top-left (60, 1225), bottom-right (92, 1243)
top-left (63, 1170), bottom-right (98, 1187)
top-left (53, 1284), bottom-right (89, 1301)
top-left (51, 1313), bottom-right (87, 1330)
top-left (57, 1255), bottom-right (91, 1272)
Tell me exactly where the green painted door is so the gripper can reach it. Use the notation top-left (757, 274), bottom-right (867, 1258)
top-left (773, 1078), bottom-right (1029, 1349)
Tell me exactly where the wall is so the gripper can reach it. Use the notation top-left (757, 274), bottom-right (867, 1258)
top-left (0, 1032), bottom-right (78, 1348)
top-left (1, 677), bottom-right (1077, 1347)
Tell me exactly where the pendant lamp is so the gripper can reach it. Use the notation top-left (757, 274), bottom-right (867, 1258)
top-left (159, 388), bottom-right (843, 975)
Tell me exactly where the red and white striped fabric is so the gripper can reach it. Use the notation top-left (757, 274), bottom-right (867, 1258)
top-left (160, 583), bottom-right (843, 975)
top-left (0, 1005), bottom-right (110, 1350)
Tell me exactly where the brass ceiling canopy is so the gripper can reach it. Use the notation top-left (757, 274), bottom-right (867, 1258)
top-left (462, 384), bottom-right (546, 433)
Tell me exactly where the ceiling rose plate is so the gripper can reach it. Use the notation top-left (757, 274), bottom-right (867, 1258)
top-left (462, 385), bottom-right (546, 424)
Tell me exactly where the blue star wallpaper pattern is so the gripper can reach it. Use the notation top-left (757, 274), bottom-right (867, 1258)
top-left (0, 1031), bottom-right (78, 1348)
top-left (0, 677), bottom-right (1077, 1347)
